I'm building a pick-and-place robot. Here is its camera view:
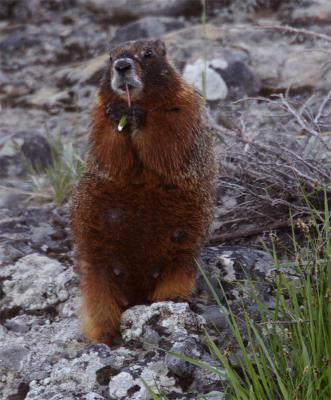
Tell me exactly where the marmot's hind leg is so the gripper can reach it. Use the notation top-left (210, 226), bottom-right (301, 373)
top-left (79, 260), bottom-right (123, 345)
top-left (150, 265), bottom-right (195, 302)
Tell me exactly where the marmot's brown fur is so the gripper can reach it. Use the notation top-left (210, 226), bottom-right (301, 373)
top-left (70, 39), bottom-right (216, 345)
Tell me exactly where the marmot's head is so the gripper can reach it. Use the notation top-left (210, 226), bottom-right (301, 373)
top-left (103, 39), bottom-right (176, 101)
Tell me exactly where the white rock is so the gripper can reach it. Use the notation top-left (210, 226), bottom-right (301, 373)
top-left (1, 254), bottom-right (72, 311)
top-left (109, 371), bottom-right (135, 399)
top-left (204, 391), bottom-right (225, 399)
top-left (84, 393), bottom-right (105, 400)
top-left (183, 58), bottom-right (228, 101)
top-left (209, 58), bottom-right (228, 70)
top-left (108, 362), bottom-right (181, 400)
top-left (0, 137), bottom-right (24, 157)
top-left (78, 0), bottom-right (200, 19)
top-left (140, 361), bottom-right (177, 392)
top-left (121, 301), bottom-right (205, 342)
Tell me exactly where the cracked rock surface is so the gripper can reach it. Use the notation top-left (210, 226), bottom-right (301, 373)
top-left (0, 246), bottom-right (273, 399)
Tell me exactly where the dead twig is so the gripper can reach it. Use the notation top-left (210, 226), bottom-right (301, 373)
top-left (277, 93), bottom-right (331, 151)
top-left (206, 91), bottom-right (331, 242)
top-left (259, 319), bottom-right (310, 325)
top-left (0, 185), bottom-right (51, 199)
top-left (254, 24), bottom-right (331, 44)
top-left (314, 89), bottom-right (331, 124)
top-left (209, 220), bottom-right (291, 245)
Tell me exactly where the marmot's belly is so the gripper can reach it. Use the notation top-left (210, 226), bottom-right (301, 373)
top-left (89, 185), bottom-right (204, 255)
top-left (74, 182), bottom-right (207, 301)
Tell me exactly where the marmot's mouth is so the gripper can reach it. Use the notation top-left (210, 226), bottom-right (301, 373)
top-left (119, 84), bottom-right (133, 91)
top-left (111, 74), bottom-right (143, 99)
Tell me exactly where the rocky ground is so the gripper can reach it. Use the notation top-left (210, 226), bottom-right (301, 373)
top-left (0, 1), bottom-right (331, 399)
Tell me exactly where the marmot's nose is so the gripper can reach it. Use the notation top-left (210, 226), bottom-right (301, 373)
top-left (114, 58), bottom-right (133, 74)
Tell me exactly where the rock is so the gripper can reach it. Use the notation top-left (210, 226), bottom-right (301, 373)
top-left (54, 55), bottom-right (108, 86)
top-left (218, 60), bottom-right (261, 99)
top-left (0, 344), bottom-right (30, 372)
top-left (138, 362), bottom-right (179, 398)
top-left (0, 31), bottom-right (42, 55)
top-left (183, 58), bottom-right (229, 101)
top-left (0, 155), bottom-right (21, 179)
top-left (286, 0), bottom-right (331, 24)
top-left (0, 204), bottom-right (72, 266)
top-left (0, 254), bottom-right (73, 311)
top-left (0, 68), bottom-right (9, 83)
top-left (0, 0), bottom-right (74, 21)
top-left (3, 314), bottom-right (39, 334)
top-left (183, 57), bottom-right (260, 101)
top-left (22, 87), bottom-right (73, 110)
top-left (280, 50), bottom-right (331, 91)
top-left (117, 303), bottom-right (224, 398)
top-left (0, 317), bottom-right (83, 398)
top-left (166, 337), bottom-right (202, 377)
top-left (21, 134), bottom-right (52, 171)
top-left (113, 16), bottom-right (186, 43)
top-left (221, 23), bottom-right (331, 92)
top-left (108, 361), bottom-right (179, 400)
top-left (0, 135), bottom-right (24, 157)
top-left (108, 371), bottom-right (135, 399)
top-left (30, 223), bottom-right (56, 245)
top-left (25, 349), bottom-right (106, 399)
top-left (203, 391), bottom-right (225, 399)
top-left (0, 133), bottom-right (52, 178)
top-left (96, 346), bottom-right (136, 373)
top-left (191, 354), bottom-right (225, 393)
top-left (0, 244), bottom-right (280, 399)
top-left (197, 246), bottom-right (273, 304)
top-left (196, 305), bottom-right (228, 331)
top-left (121, 302), bottom-right (206, 344)
top-left (207, 0), bottom-right (286, 21)
top-left (84, 393), bottom-right (106, 400)
top-left (167, 23), bottom-right (331, 93)
top-left (79, 0), bottom-right (201, 21)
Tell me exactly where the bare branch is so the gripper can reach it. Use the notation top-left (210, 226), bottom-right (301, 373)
top-left (0, 185), bottom-right (51, 199)
top-left (209, 220), bottom-right (291, 245)
top-left (206, 91), bottom-right (331, 242)
top-left (314, 89), bottom-right (331, 124)
top-left (277, 94), bottom-right (331, 151)
top-left (254, 24), bottom-right (331, 44)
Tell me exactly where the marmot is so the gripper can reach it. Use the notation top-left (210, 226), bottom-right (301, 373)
top-left (70, 39), bottom-right (216, 345)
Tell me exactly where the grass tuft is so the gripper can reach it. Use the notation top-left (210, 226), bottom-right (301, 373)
top-left (27, 134), bottom-right (84, 206)
top-left (194, 194), bottom-right (331, 400)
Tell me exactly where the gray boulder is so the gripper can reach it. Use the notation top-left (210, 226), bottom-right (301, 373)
top-left (113, 16), bottom-right (186, 43)
top-left (79, 0), bottom-right (201, 21)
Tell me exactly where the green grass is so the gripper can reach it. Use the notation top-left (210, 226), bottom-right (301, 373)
top-left (45, 137), bottom-right (84, 206)
top-left (28, 134), bottom-right (84, 206)
top-left (146, 196), bottom-right (331, 399)
top-left (197, 195), bottom-right (331, 400)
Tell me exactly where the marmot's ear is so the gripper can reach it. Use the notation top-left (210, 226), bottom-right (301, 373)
top-left (154, 39), bottom-right (166, 56)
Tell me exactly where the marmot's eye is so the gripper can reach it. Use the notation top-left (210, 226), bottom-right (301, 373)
top-left (144, 49), bottom-right (152, 58)
top-left (109, 55), bottom-right (113, 62)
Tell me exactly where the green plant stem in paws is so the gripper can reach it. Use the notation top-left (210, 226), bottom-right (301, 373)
top-left (118, 115), bottom-right (128, 132)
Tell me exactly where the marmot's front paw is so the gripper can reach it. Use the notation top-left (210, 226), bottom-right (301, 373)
top-left (105, 103), bottom-right (146, 134)
top-left (127, 105), bottom-right (146, 132)
top-left (105, 103), bottom-right (128, 129)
